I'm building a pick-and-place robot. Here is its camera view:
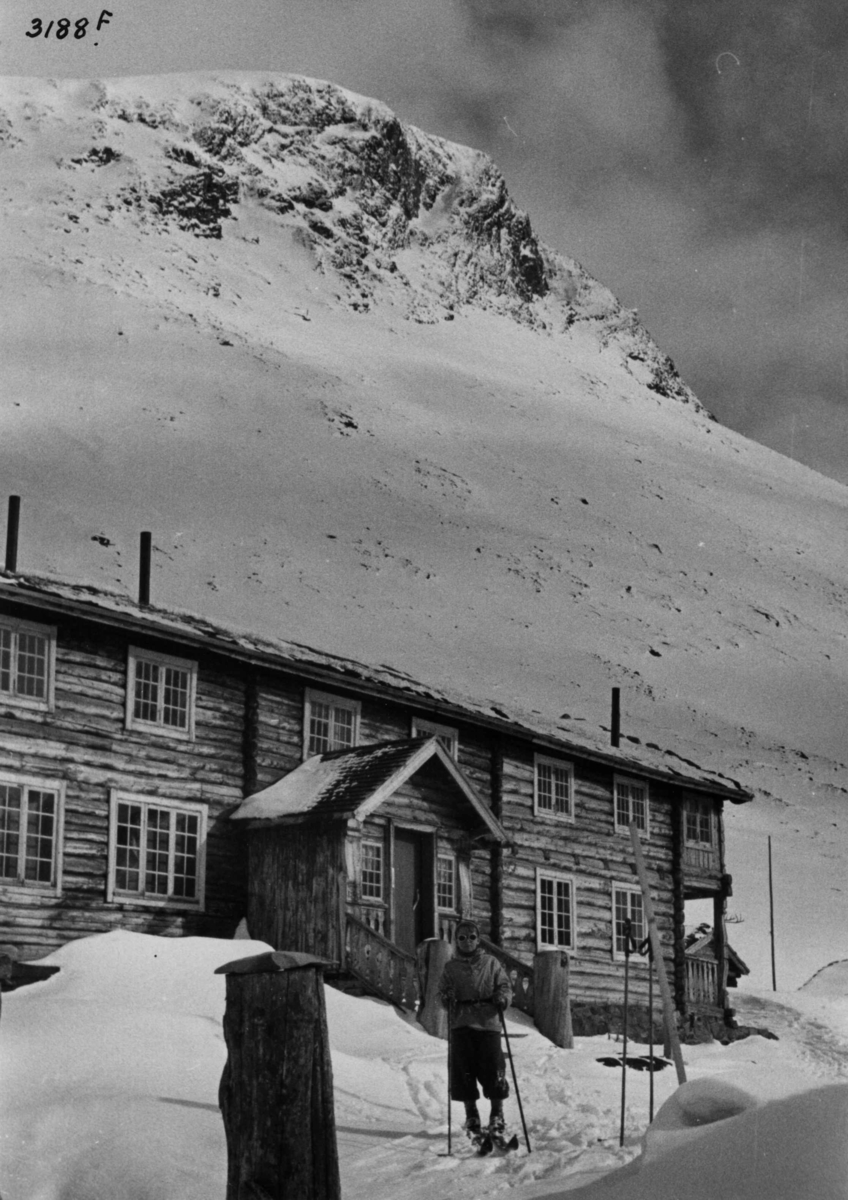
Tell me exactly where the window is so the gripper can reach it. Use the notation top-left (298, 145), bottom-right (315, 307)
top-left (536, 870), bottom-right (574, 950)
top-left (360, 839), bottom-right (384, 901)
top-left (126, 647), bottom-right (197, 739)
top-left (685, 798), bottom-right (715, 847)
top-left (436, 852), bottom-right (457, 911)
top-left (412, 717), bottom-right (459, 758)
top-left (613, 885), bottom-right (645, 957)
top-left (108, 792), bottom-right (206, 907)
top-left (0, 617), bottom-right (55, 711)
top-left (534, 755), bottom-right (574, 820)
top-left (0, 775), bottom-right (64, 892)
top-left (304, 689), bottom-right (360, 757)
top-left (614, 776), bottom-right (649, 834)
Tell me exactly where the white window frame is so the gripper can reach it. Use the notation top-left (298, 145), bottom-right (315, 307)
top-left (0, 772), bottom-right (65, 896)
top-left (0, 616), bottom-right (56, 713)
top-left (359, 837), bottom-right (385, 903)
top-left (303, 688), bottom-right (360, 758)
top-left (436, 850), bottom-right (457, 912)
top-left (614, 775), bottom-right (650, 836)
top-left (411, 716), bottom-right (459, 758)
top-left (125, 646), bottom-right (197, 741)
top-left (536, 868), bottom-right (575, 951)
top-left (685, 797), bottom-right (715, 848)
top-left (612, 883), bottom-right (645, 960)
top-left (533, 754), bottom-right (575, 822)
top-left (107, 790), bottom-right (206, 909)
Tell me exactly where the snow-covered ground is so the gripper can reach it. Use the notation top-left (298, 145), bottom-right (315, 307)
top-left (2, 931), bottom-right (847, 1200)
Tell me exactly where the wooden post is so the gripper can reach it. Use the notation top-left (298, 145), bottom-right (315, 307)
top-left (628, 823), bottom-right (687, 1084)
top-left (768, 835), bottom-right (777, 991)
top-left (5, 496), bottom-right (20, 572)
top-left (417, 937), bottom-right (453, 1039)
top-left (533, 950), bottom-right (573, 1048)
top-left (216, 950), bottom-right (340, 1200)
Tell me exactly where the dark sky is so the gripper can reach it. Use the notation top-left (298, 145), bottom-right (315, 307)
top-left (4, 0), bottom-right (848, 482)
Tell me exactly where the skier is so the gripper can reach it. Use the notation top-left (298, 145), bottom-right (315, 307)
top-left (438, 919), bottom-right (514, 1149)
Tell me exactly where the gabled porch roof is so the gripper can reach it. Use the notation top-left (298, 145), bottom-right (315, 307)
top-left (231, 736), bottom-right (508, 843)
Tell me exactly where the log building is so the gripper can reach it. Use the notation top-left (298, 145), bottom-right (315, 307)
top-left (0, 569), bottom-right (752, 1034)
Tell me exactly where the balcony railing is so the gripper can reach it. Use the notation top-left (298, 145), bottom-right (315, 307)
top-left (345, 914), bottom-right (421, 1012)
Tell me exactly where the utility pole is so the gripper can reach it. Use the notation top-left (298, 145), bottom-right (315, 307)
top-left (768, 836), bottom-right (777, 991)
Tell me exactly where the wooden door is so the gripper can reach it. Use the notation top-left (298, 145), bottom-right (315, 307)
top-left (393, 829), bottom-right (434, 955)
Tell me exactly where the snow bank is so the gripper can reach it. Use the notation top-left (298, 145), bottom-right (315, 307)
top-left (2, 933), bottom-right (848, 1200)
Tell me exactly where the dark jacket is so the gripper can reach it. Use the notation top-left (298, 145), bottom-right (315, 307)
top-left (438, 947), bottom-right (512, 1032)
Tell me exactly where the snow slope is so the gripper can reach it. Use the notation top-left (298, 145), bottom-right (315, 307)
top-left (1, 74), bottom-right (848, 986)
top-left (2, 932), bottom-right (848, 1200)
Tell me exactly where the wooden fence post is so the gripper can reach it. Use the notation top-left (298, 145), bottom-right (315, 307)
top-left (215, 950), bottom-right (340, 1200)
top-left (417, 937), bottom-right (454, 1039)
top-left (532, 950), bottom-right (573, 1048)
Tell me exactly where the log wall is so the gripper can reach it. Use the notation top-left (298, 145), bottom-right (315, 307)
top-left (498, 739), bottom-right (681, 1007)
top-left (0, 607), bottom-right (247, 959)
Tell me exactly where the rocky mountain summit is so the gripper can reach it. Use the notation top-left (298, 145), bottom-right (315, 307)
top-left (2, 72), bottom-right (698, 408)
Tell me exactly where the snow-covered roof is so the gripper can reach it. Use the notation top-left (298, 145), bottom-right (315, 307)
top-left (231, 736), bottom-right (508, 841)
top-left (0, 570), bottom-right (752, 801)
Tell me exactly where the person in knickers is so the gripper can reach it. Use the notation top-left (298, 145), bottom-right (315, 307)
top-left (438, 919), bottom-right (513, 1138)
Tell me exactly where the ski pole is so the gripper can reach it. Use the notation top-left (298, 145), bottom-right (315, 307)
top-left (619, 918), bottom-right (631, 1147)
top-left (447, 999), bottom-right (453, 1156)
top-left (499, 1008), bottom-right (531, 1153)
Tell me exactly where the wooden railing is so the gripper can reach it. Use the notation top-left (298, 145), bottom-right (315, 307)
top-left (685, 953), bottom-right (718, 1006)
top-left (480, 937), bottom-right (535, 1017)
top-left (345, 915), bottom-right (421, 1012)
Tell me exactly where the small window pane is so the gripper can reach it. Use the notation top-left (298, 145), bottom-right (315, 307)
top-left (134, 659), bottom-right (160, 723)
top-left (172, 811), bottom-right (198, 898)
top-left (614, 889), bottom-right (644, 953)
top-left (361, 841), bottom-right (383, 901)
top-left (332, 705), bottom-right (355, 749)
top-left (0, 628), bottom-right (11, 694)
top-left (162, 667), bottom-right (189, 729)
top-left (437, 855), bottom-right (456, 910)
top-left (540, 877), bottom-right (555, 945)
top-left (115, 802), bottom-right (142, 892)
top-left (0, 784), bottom-right (22, 879)
top-left (25, 789), bottom-right (55, 883)
top-left (616, 781), bottom-right (647, 831)
top-left (537, 761), bottom-right (570, 816)
top-left (145, 807), bottom-right (171, 895)
top-left (16, 633), bottom-right (47, 699)
top-left (539, 874), bottom-right (572, 948)
top-left (309, 701), bottom-right (332, 755)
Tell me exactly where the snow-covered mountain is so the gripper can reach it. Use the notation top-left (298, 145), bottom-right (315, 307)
top-left (1, 73), bottom-right (847, 988)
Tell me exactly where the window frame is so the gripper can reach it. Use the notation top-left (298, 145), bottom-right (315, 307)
top-left (0, 772), bottom-right (65, 896)
top-left (684, 797), bottom-right (715, 848)
top-left (303, 688), bottom-right (361, 758)
top-left (436, 850), bottom-right (457, 912)
top-left (411, 716), bottom-right (459, 758)
top-left (0, 616), bottom-right (57, 713)
top-left (125, 646), bottom-right (197, 741)
top-left (613, 774), bottom-right (650, 836)
top-left (612, 883), bottom-right (645, 960)
top-left (533, 753), bottom-right (575, 822)
top-left (107, 790), bottom-right (207, 910)
top-left (535, 868), bottom-right (576, 951)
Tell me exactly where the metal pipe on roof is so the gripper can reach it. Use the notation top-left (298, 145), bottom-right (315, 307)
top-left (5, 496), bottom-right (20, 572)
top-left (139, 531), bottom-right (151, 606)
top-left (611, 687), bottom-right (621, 747)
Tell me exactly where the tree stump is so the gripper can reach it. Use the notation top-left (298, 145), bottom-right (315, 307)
top-left (533, 950), bottom-right (573, 1048)
top-left (416, 937), bottom-right (454, 1039)
top-left (216, 951), bottom-right (340, 1200)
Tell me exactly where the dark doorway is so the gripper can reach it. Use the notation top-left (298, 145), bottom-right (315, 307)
top-left (393, 828), bottom-right (432, 955)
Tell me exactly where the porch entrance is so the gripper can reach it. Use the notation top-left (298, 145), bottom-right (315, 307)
top-left (393, 828), bottom-right (433, 956)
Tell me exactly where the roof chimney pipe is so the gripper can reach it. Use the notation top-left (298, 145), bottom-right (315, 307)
top-left (139, 531), bottom-right (151, 607)
top-left (5, 496), bottom-right (20, 572)
top-left (610, 687), bottom-right (621, 748)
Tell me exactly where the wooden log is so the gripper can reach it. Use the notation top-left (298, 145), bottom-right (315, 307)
top-left (217, 951), bottom-right (340, 1200)
top-left (416, 937), bottom-right (453, 1039)
top-left (533, 950), bottom-right (574, 1048)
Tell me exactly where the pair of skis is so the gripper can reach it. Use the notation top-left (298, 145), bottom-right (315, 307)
top-left (467, 1126), bottom-right (520, 1156)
